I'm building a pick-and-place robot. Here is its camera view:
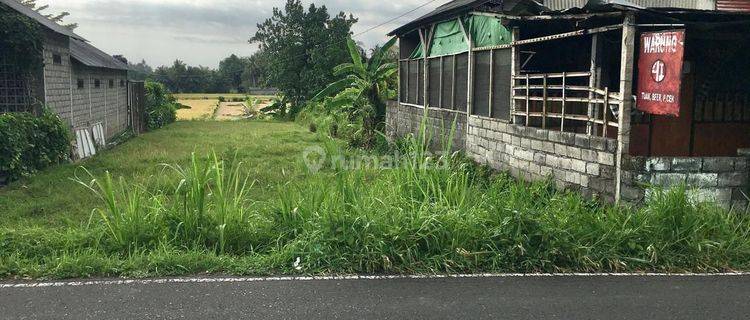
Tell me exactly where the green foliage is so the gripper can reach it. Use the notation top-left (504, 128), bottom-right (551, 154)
top-left (144, 81), bottom-right (182, 130)
top-left (2, 122), bottom-right (750, 279)
top-left (0, 3), bottom-right (43, 76)
top-left (251, 0), bottom-right (357, 117)
top-left (309, 37), bottom-right (398, 148)
top-left (0, 110), bottom-right (70, 182)
top-left (147, 50), bottom-right (272, 94)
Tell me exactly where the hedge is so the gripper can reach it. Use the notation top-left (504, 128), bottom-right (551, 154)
top-left (0, 110), bottom-right (70, 182)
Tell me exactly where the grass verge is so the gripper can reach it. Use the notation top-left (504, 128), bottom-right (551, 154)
top-left (1, 120), bottom-right (749, 279)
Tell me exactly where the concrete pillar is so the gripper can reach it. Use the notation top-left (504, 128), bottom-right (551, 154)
top-left (615, 13), bottom-right (637, 203)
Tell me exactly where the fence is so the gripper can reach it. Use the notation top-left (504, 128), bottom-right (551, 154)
top-left (127, 81), bottom-right (146, 134)
top-left (512, 71), bottom-right (622, 137)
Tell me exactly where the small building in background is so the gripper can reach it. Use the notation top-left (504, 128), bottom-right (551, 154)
top-left (386, 0), bottom-right (750, 208)
top-left (0, 0), bottom-right (142, 152)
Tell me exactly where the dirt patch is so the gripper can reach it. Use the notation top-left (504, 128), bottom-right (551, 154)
top-left (215, 102), bottom-right (249, 121)
top-left (177, 99), bottom-right (219, 120)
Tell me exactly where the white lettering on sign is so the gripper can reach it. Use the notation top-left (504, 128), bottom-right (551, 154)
top-left (643, 33), bottom-right (679, 54)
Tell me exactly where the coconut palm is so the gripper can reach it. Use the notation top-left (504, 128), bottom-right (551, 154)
top-left (313, 37), bottom-right (398, 147)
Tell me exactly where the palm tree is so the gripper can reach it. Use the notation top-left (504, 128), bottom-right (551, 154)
top-left (313, 37), bottom-right (398, 147)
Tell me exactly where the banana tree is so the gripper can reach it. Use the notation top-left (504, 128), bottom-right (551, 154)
top-left (313, 37), bottom-right (398, 147)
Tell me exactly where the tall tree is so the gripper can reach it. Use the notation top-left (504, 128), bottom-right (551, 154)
top-left (251, 0), bottom-right (357, 116)
top-left (218, 54), bottom-right (247, 93)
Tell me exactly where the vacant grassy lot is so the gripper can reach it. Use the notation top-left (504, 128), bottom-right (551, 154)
top-left (1, 120), bottom-right (749, 279)
top-left (0, 121), bottom-right (317, 228)
top-left (176, 99), bottom-right (220, 120)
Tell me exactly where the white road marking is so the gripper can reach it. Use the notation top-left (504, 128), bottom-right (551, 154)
top-left (2, 272), bottom-right (750, 289)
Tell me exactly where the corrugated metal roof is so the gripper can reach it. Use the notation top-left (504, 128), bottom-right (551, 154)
top-left (543, 0), bottom-right (716, 10)
top-left (389, 0), bottom-right (489, 36)
top-left (70, 38), bottom-right (128, 71)
top-left (389, 0), bottom-right (547, 36)
top-left (0, 0), bottom-right (85, 41)
top-left (717, 0), bottom-right (750, 11)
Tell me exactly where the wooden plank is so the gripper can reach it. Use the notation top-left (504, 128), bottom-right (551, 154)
top-left (510, 27), bottom-right (520, 123)
top-left (603, 87), bottom-right (609, 137)
top-left (561, 72), bottom-right (566, 132)
top-left (525, 74), bottom-right (530, 126)
top-left (542, 74), bottom-right (547, 129)
top-left (513, 72), bottom-right (590, 79)
top-left (488, 49), bottom-right (494, 118)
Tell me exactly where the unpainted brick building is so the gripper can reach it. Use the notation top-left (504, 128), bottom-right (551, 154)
top-left (386, 0), bottom-right (750, 209)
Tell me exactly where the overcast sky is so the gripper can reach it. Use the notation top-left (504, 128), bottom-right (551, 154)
top-left (43, 0), bottom-right (442, 68)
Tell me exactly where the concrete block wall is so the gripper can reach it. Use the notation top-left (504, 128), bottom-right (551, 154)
top-left (623, 156), bottom-right (750, 209)
top-left (386, 101), bottom-right (467, 151)
top-left (385, 101), bottom-right (749, 208)
top-left (42, 31), bottom-right (73, 124)
top-left (41, 31), bottom-right (129, 141)
top-left (466, 116), bottom-right (619, 202)
top-left (69, 64), bottom-right (128, 140)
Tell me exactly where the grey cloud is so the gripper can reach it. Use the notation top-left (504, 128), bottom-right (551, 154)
top-left (47, 0), bottom-right (441, 67)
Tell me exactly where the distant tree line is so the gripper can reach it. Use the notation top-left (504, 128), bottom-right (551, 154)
top-left (124, 51), bottom-right (271, 94)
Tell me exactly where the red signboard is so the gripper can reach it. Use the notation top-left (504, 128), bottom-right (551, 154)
top-left (636, 30), bottom-right (686, 116)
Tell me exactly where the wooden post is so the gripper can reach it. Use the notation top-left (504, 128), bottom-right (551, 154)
top-left (542, 74), bottom-right (548, 129)
top-left (587, 34), bottom-right (603, 135)
top-left (397, 38), bottom-right (402, 105)
top-left (439, 55), bottom-right (444, 108)
top-left (525, 74), bottom-right (530, 126)
top-left (419, 28), bottom-right (429, 107)
top-left (615, 13), bottom-right (637, 203)
top-left (603, 87), bottom-right (609, 137)
top-left (489, 49), bottom-right (494, 118)
top-left (561, 72), bottom-right (567, 132)
top-left (451, 55), bottom-right (456, 109)
top-left (511, 27), bottom-right (520, 123)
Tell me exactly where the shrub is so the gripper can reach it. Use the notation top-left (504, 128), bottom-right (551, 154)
top-left (0, 109), bottom-right (70, 182)
top-left (144, 81), bottom-right (181, 130)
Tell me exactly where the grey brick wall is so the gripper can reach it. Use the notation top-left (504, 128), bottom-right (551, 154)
top-left (385, 101), bottom-right (466, 151)
top-left (466, 116), bottom-right (619, 202)
top-left (42, 32), bottom-right (129, 141)
top-left (69, 63), bottom-right (128, 140)
top-left (42, 31), bottom-right (73, 125)
top-left (386, 100), bottom-right (750, 209)
top-left (623, 156), bottom-right (750, 209)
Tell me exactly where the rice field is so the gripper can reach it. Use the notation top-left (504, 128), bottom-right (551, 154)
top-left (176, 99), bottom-right (220, 120)
top-left (174, 93), bottom-right (275, 100)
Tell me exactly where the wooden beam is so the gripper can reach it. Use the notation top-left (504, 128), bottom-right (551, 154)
top-left (510, 27), bottom-right (520, 124)
top-left (561, 72), bottom-right (566, 132)
top-left (489, 49), bottom-right (494, 118)
top-left (615, 13), bottom-right (637, 203)
top-left (587, 33), bottom-right (602, 135)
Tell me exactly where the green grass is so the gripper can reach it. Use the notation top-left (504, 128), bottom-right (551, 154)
top-left (0, 121), bottom-right (317, 228)
top-left (2, 120), bottom-right (750, 279)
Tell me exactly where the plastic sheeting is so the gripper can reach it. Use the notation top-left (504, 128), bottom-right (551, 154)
top-left (465, 15), bottom-right (512, 49)
top-left (428, 19), bottom-right (469, 56)
top-left (422, 15), bottom-right (511, 57)
top-left (409, 42), bottom-right (424, 59)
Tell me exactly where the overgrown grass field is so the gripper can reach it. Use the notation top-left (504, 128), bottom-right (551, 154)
top-left (1, 120), bottom-right (749, 279)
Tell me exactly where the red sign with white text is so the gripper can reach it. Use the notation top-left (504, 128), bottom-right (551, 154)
top-left (636, 30), bottom-right (685, 116)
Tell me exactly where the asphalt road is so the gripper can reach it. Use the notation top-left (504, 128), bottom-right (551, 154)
top-left (2, 275), bottom-right (749, 319)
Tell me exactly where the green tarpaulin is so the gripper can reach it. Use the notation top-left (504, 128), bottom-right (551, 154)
top-left (465, 15), bottom-right (512, 49)
top-left (412, 15), bottom-right (511, 58)
top-left (427, 19), bottom-right (469, 56)
top-left (409, 42), bottom-right (424, 59)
